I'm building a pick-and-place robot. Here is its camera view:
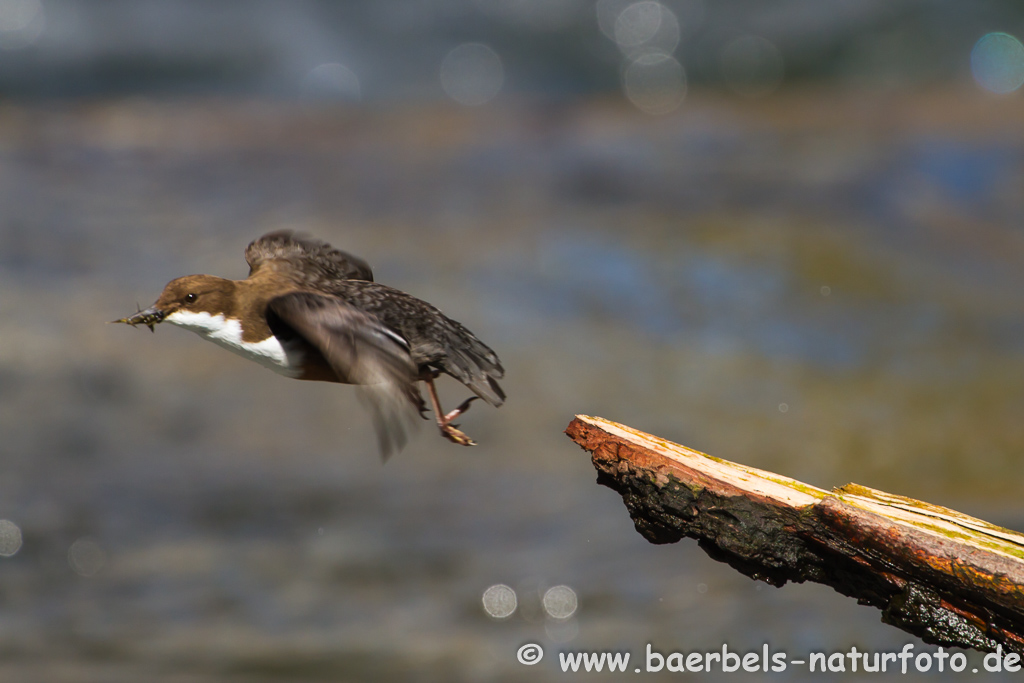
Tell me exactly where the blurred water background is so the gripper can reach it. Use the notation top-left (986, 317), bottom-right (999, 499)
top-left (1, 1), bottom-right (1024, 681)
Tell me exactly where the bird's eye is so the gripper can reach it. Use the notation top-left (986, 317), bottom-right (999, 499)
top-left (185, 293), bottom-right (197, 304)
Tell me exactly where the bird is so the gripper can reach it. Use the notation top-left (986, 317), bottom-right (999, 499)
top-left (113, 231), bottom-right (504, 456)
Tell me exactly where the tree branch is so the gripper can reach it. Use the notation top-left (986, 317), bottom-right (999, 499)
top-left (565, 414), bottom-right (1024, 653)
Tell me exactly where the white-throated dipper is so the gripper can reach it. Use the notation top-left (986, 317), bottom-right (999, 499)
top-left (114, 231), bottom-right (504, 456)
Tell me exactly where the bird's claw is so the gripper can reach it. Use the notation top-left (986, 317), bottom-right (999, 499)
top-left (440, 423), bottom-right (476, 447)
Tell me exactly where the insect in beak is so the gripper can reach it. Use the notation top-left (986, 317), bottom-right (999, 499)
top-left (111, 302), bottom-right (164, 332)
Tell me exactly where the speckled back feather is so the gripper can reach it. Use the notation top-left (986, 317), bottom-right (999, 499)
top-left (245, 230), bottom-right (374, 284)
top-left (319, 280), bottom-right (506, 407)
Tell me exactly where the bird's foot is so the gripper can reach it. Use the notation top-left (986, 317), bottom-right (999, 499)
top-left (439, 422), bottom-right (476, 447)
top-left (436, 396), bottom-right (479, 446)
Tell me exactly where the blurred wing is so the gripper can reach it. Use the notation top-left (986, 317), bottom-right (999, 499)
top-left (246, 230), bottom-right (374, 282)
top-left (267, 291), bottom-right (422, 459)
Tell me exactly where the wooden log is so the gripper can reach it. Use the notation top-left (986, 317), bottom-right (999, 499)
top-left (565, 414), bottom-right (1024, 653)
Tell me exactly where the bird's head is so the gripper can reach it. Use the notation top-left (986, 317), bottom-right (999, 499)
top-left (112, 275), bottom-right (236, 332)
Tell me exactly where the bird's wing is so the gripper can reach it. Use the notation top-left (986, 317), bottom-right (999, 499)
top-left (245, 230), bottom-right (374, 282)
top-left (323, 280), bottom-right (506, 407)
top-left (267, 291), bottom-right (423, 459)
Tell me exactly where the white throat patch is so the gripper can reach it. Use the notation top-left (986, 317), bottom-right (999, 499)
top-left (165, 310), bottom-right (300, 377)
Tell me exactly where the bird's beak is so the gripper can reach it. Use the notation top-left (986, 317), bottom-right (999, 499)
top-left (111, 304), bottom-right (165, 333)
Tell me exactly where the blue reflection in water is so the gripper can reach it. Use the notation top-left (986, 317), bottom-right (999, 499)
top-left (912, 140), bottom-right (1016, 207)
top-left (479, 231), bottom-right (872, 368)
top-left (539, 235), bottom-right (683, 337)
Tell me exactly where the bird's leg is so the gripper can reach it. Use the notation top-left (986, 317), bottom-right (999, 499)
top-left (424, 376), bottom-right (477, 447)
top-left (443, 395), bottom-right (479, 424)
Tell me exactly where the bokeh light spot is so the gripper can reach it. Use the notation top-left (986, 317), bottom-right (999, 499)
top-left (614, 1), bottom-right (679, 58)
top-left (440, 43), bottom-right (504, 106)
top-left (482, 583), bottom-right (517, 619)
top-left (971, 32), bottom-right (1024, 94)
top-left (302, 63), bottom-right (361, 102)
top-left (69, 538), bottom-right (106, 577)
top-left (720, 35), bottom-right (784, 98)
top-left (0, 519), bottom-right (22, 557)
top-left (615, 2), bottom-right (663, 48)
top-left (623, 52), bottom-right (686, 115)
top-left (0, 0), bottom-right (44, 51)
top-left (597, 0), bottom-right (632, 39)
top-left (542, 585), bottom-right (578, 619)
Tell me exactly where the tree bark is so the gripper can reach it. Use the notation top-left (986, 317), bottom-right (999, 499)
top-left (565, 414), bottom-right (1024, 653)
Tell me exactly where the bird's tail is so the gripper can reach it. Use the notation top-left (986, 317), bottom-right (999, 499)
top-left (440, 319), bottom-right (506, 407)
